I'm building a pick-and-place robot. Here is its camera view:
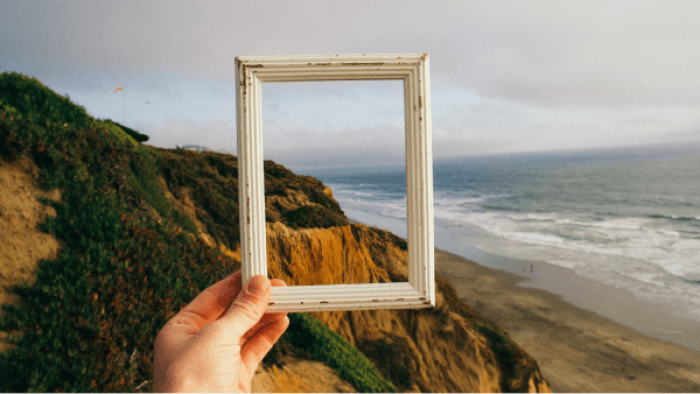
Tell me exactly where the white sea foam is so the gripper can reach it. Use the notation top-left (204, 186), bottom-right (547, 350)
top-left (442, 207), bottom-right (700, 283)
top-left (349, 191), bottom-right (375, 197)
top-left (507, 231), bottom-right (565, 246)
top-left (554, 218), bottom-right (646, 231)
top-left (657, 229), bottom-right (680, 237)
top-left (516, 213), bottom-right (557, 221)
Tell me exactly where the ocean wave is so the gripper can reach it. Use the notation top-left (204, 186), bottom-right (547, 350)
top-left (505, 231), bottom-right (566, 246)
top-left (649, 214), bottom-right (700, 222)
top-left (483, 204), bottom-right (519, 212)
top-left (346, 191), bottom-right (375, 197)
top-left (523, 213), bottom-right (557, 221)
top-left (554, 218), bottom-right (644, 230)
top-left (506, 213), bottom-right (559, 223)
top-left (432, 193), bottom-right (509, 207)
top-left (453, 210), bottom-right (700, 276)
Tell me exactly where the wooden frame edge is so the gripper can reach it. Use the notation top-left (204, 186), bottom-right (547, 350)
top-left (236, 53), bottom-right (434, 312)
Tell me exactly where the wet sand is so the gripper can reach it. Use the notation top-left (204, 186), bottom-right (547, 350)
top-left (434, 248), bottom-right (700, 393)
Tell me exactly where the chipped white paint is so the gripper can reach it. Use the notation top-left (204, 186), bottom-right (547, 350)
top-left (236, 54), bottom-right (434, 312)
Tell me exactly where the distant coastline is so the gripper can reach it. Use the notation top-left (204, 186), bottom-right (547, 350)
top-left (180, 144), bottom-right (232, 155)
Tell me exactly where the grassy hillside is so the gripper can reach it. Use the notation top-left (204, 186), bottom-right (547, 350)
top-left (0, 72), bottom-right (393, 392)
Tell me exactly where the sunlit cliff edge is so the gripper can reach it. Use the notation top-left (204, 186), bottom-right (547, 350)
top-left (0, 72), bottom-right (549, 392)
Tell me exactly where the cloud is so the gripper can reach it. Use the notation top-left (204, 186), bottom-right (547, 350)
top-left (5, 0), bottom-right (699, 109)
top-left (3, 0), bottom-right (700, 163)
top-left (264, 122), bottom-right (405, 166)
top-left (431, 97), bottom-right (700, 157)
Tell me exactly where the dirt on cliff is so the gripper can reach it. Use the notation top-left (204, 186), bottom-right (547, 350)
top-left (264, 221), bottom-right (550, 393)
top-left (155, 151), bottom-right (551, 392)
top-left (0, 157), bottom-right (63, 352)
top-left (0, 148), bottom-right (550, 392)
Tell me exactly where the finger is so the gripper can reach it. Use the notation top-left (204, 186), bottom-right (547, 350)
top-left (220, 275), bottom-right (272, 340)
top-left (239, 278), bottom-right (288, 340)
top-left (218, 277), bottom-right (287, 331)
top-left (270, 278), bottom-right (287, 288)
top-left (242, 310), bottom-right (289, 342)
top-left (241, 316), bottom-right (290, 374)
top-left (170, 271), bottom-right (242, 331)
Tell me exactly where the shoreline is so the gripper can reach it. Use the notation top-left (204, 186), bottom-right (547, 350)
top-left (433, 248), bottom-right (700, 392)
top-left (347, 208), bottom-right (700, 352)
top-left (473, 250), bottom-right (700, 354)
top-left (347, 214), bottom-right (700, 391)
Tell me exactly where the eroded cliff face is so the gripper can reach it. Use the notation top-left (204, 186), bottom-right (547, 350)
top-left (156, 153), bottom-right (550, 392)
top-left (0, 152), bottom-right (549, 393)
top-left (252, 360), bottom-right (355, 393)
top-left (266, 222), bottom-right (393, 286)
top-left (265, 221), bottom-right (550, 393)
top-left (0, 150), bottom-right (550, 392)
top-left (0, 157), bottom-right (63, 352)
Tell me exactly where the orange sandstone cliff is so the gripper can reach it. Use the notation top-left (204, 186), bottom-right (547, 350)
top-left (0, 150), bottom-right (550, 392)
top-left (156, 154), bottom-right (551, 393)
top-left (264, 221), bottom-right (550, 393)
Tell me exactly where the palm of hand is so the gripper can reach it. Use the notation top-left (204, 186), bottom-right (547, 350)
top-left (154, 272), bottom-right (288, 393)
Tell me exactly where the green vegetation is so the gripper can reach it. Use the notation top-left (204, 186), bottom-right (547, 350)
top-left (473, 322), bottom-right (531, 392)
top-left (358, 336), bottom-right (413, 390)
top-left (0, 71), bottom-right (391, 392)
top-left (264, 160), bottom-right (349, 229)
top-left (108, 119), bottom-right (149, 142)
top-left (285, 205), bottom-right (349, 229)
top-left (0, 72), bottom-right (92, 128)
top-left (284, 313), bottom-right (396, 393)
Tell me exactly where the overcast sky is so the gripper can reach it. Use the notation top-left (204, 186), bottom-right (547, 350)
top-left (2, 0), bottom-right (699, 169)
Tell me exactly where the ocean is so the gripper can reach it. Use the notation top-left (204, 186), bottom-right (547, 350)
top-left (301, 143), bottom-right (700, 324)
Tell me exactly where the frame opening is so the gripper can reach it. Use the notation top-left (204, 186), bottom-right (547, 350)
top-left (262, 79), bottom-right (407, 286)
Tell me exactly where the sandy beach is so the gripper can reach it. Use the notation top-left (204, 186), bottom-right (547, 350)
top-left (434, 248), bottom-right (700, 393)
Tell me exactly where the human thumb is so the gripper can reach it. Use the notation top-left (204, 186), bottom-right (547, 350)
top-left (221, 275), bottom-right (271, 339)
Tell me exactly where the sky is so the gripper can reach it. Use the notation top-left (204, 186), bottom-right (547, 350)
top-left (2, 0), bottom-right (699, 169)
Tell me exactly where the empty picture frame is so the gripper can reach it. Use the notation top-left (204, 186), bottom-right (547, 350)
top-left (236, 53), bottom-right (434, 312)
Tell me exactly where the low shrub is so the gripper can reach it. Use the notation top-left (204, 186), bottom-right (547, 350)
top-left (284, 313), bottom-right (396, 393)
top-left (359, 336), bottom-right (413, 390)
top-left (473, 322), bottom-right (532, 392)
top-left (285, 205), bottom-right (349, 229)
top-left (108, 119), bottom-right (149, 142)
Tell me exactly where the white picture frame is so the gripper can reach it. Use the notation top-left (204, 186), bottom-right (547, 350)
top-left (236, 54), bottom-right (434, 312)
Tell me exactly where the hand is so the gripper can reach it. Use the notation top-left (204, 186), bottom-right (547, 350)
top-left (154, 271), bottom-right (289, 393)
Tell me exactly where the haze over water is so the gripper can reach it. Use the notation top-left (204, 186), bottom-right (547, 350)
top-left (303, 142), bottom-right (700, 323)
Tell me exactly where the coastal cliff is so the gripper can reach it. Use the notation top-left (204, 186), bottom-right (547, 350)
top-left (264, 222), bottom-right (549, 392)
top-left (0, 72), bottom-right (549, 392)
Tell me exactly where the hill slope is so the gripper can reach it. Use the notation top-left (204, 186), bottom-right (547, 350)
top-left (0, 72), bottom-right (549, 392)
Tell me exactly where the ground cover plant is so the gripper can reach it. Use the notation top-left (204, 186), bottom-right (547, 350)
top-left (0, 72), bottom-right (394, 392)
top-left (473, 322), bottom-right (534, 392)
top-left (283, 313), bottom-right (396, 393)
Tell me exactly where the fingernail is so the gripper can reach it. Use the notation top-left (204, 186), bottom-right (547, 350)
top-left (247, 275), bottom-right (270, 297)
